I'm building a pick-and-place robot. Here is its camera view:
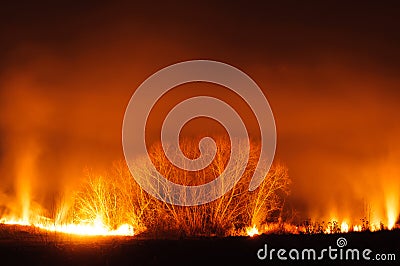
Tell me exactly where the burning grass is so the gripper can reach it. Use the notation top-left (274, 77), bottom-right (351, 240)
top-left (0, 137), bottom-right (398, 238)
top-left (0, 138), bottom-right (291, 237)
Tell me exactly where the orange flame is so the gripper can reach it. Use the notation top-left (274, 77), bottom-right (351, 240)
top-left (0, 215), bottom-right (134, 236)
top-left (246, 225), bottom-right (259, 237)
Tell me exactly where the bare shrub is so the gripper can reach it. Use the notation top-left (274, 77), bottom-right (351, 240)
top-left (64, 137), bottom-right (290, 237)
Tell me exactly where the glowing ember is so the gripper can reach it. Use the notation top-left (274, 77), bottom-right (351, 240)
top-left (246, 225), bottom-right (259, 237)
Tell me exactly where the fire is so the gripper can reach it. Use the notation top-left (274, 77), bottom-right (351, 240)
top-left (385, 192), bottom-right (399, 230)
top-left (353, 225), bottom-right (361, 232)
top-left (0, 215), bottom-right (134, 236)
top-left (340, 221), bottom-right (349, 233)
top-left (37, 222), bottom-right (134, 236)
top-left (0, 140), bottom-right (398, 237)
top-left (36, 217), bottom-right (134, 236)
top-left (0, 168), bottom-right (137, 236)
top-left (0, 218), bottom-right (30, 226)
top-left (246, 225), bottom-right (259, 237)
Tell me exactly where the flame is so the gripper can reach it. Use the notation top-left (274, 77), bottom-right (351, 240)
top-left (385, 192), bottom-right (399, 230)
top-left (340, 221), bottom-right (349, 233)
top-left (37, 221), bottom-right (134, 236)
top-left (0, 169), bottom-right (136, 237)
top-left (353, 225), bottom-right (361, 232)
top-left (246, 225), bottom-right (259, 237)
top-left (0, 215), bottom-right (134, 236)
top-left (0, 148), bottom-right (397, 237)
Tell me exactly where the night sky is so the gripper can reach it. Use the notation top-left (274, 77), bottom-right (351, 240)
top-left (0, 1), bottom-right (399, 219)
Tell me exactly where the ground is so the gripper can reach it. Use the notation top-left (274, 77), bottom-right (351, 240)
top-left (0, 225), bottom-right (399, 265)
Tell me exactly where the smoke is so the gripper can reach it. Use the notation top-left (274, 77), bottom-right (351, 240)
top-left (262, 63), bottom-right (400, 225)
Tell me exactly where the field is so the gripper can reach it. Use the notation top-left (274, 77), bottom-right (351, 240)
top-left (1, 224), bottom-right (399, 266)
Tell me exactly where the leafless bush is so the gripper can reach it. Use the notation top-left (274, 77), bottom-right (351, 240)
top-left (65, 137), bottom-right (290, 237)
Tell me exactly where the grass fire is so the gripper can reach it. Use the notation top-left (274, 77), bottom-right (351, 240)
top-left (0, 138), bottom-right (291, 237)
top-left (1, 2), bottom-right (400, 265)
top-left (0, 138), bottom-right (398, 238)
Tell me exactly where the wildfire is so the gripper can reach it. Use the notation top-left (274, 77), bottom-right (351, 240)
top-left (0, 140), bottom-right (398, 238)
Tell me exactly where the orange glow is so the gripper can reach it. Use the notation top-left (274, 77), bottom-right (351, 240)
top-left (246, 225), bottom-right (259, 237)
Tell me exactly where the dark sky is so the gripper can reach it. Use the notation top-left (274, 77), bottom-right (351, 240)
top-left (0, 1), bottom-right (399, 221)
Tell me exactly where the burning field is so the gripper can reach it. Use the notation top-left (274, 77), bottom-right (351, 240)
top-left (0, 138), bottom-right (289, 238)
top-left (0, 140), bottom-right (398, 239)
top-left (0, 136), bottom-right (398, 265)
top-left (0, 137), bottom-right (399, 244)
top-left (1, 1), bottom-right (400, 265)
top-left (0, 131), bottom-right (398, 238)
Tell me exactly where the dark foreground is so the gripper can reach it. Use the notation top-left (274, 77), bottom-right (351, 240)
top-left (0, 225), bottom-right (399, 266)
